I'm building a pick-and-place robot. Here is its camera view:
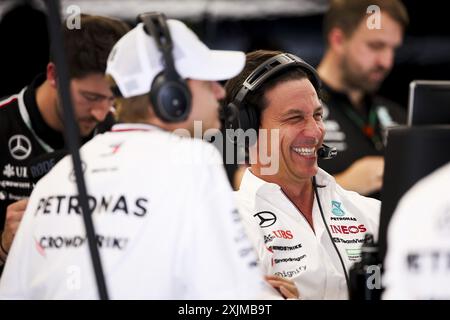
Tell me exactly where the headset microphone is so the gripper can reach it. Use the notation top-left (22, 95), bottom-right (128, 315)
top-left (317, 144), bottom-right (337, 160)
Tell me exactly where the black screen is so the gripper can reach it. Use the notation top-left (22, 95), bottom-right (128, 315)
top-left (378, 126), bottom-right (450, 263)
top-left (408, 80), bottom-right (450, 126)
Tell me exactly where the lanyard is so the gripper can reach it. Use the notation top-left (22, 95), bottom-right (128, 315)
top-left (342, 105), bottom-right (384, 151)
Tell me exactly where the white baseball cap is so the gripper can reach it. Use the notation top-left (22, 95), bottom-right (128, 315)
top-left (106, 19), bottom-right (246, 98)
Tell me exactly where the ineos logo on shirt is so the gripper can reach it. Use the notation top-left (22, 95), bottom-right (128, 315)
top-left (8, 135), bottom-right (32, 160)
top-left (253, 211), bottom-right (277, 228)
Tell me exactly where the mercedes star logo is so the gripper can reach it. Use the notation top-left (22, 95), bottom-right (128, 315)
top-left (253, 211), bottom-right (277, 228)
top-left (8, 135), bottom-right (32, 160)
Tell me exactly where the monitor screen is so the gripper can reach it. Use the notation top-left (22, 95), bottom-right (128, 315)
top-left (407, 80), bottom-right (450, 125)
top-left (378, 126), bottom-right (450, 263)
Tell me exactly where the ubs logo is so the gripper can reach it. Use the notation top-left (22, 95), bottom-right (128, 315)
top-left (253, 211), bottom-right (277, 228)
top-left (9, 135), bottom-right (32, 160)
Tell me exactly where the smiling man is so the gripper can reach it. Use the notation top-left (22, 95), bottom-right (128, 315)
top-left (0, 15), bottom-right (289, 299)
top-left (224, 50), bottom-right (381, 299)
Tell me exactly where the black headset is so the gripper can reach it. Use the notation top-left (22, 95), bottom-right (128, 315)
top-left (223, 53), bottom-right (322, 134)
top-left (137, 12), bottom-right (191, 123)
top-left (223, 52), bottom-right (336, 159)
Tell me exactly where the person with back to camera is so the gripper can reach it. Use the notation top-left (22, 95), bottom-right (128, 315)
top-left (383, 162), bottom-right (450, 300)
top-left (0, 13), bottom-right (297, 299)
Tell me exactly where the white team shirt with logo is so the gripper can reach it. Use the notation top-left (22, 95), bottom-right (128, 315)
top-left (0, 124), bottom-right (273, 299)
top-left (383, 162), bottom-right (450, 300)
top-left (235, 168), bottom-right (380, 299)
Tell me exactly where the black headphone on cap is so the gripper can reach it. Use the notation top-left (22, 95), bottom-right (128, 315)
top-left (224, 53), bottom-right (322, 134)
top-left (137, 12), bottom-right (191, 123)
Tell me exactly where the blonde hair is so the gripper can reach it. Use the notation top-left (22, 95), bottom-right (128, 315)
top-left (107, 76), bottom-right (152, 123)
top-left (114, 94), bottom-right (152, 123)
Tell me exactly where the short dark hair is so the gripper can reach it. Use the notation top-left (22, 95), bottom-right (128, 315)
top-left (224, 50), bottom-right (310, 128)
top-left (323, 0), bottom-right (409, 44)
top-left (50, 14), bottom-right (129, 79)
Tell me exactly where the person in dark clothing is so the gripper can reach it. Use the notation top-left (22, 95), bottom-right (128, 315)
top-left (317, 0), bottom-right (409, 197)
top-left (0, 14), bottom-right (129, 269)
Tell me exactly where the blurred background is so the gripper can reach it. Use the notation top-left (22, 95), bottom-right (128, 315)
top-left (0, 0), bottom-right (449, 110)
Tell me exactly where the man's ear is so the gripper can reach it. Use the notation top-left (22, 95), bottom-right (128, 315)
top-left (328, 27), bottom-right (347, 55)
top-left (46, 62), bottom-right (57, 88)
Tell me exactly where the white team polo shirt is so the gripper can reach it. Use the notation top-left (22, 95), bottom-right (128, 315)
top-left (235, 168), bottom-right (380, 299)
top-left (0, 124), bottom-right (273, 299)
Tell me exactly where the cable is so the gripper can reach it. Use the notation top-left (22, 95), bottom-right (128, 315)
top-left (312, 176), bottom-right (351, 296)
top-left (44, 0), bottom-right (109, 300)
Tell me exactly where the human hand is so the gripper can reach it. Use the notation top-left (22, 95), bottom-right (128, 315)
top-left (335, 156), bottom-right (384, 195)
top-left (265, 275), bottom-right (299, 299)
top-left (1, 198), bottom-right (28, 255)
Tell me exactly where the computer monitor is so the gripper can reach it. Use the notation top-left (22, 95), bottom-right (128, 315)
top-left (378, 126), bottom-right (450, 263)
top-left (407, 80), bottom-right (450, 125)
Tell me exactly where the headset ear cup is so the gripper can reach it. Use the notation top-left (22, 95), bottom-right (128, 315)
top-left (149, 73), bottom-right (163, 115)
top-left (238, 107), bottom-right (251, 132)
top-left (234, 106), bottom-right (258, 147)
top-left (224, 102), bottom-right (241, 144)
top-left (150, 73), bottom-right (191, 123)
top-left (243, 107), bottom-right (258, 146)
top-left (224, 102), bottom-right (259, 146)
top-left (224, 102), bottom-right (239, 130)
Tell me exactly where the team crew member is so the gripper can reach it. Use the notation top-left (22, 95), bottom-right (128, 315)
top-left (383, 162), bottom-right (450, 299)
top-left (0, 15), bottom-right (287, 299)
top-left (0, 15), bottom-right (129, 268)
top-left (223, 50), bottom-right (380, 299)
top-left (317, 0), bottom-right (409, 197)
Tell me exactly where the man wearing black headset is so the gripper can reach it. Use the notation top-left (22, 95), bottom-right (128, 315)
top-left (223, 50), bottom-right (380, 299)
top-left (0, 14), bottom-right (290, 299)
